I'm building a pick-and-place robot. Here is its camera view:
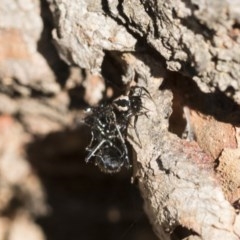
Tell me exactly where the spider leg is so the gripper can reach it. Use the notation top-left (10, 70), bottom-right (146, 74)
top-left (113, 119), bottom-right (130, 166)
top-left (133, 115), bottom-right (142, 148)
top-left (138, 86), bottom-right (152, 99)
top-left (86, 128), bottom-right (97, 149)
top-left (130, 86), bottom-right (153, 103)
top-left (85, 139), bottom-right (106, 163)
top-left (117, 125), bottom-right (129, 156)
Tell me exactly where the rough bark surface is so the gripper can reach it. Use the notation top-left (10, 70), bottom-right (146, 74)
top-left (0, 0), bottom-right (240, 240)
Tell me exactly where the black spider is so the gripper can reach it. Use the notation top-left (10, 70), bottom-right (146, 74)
top-left (113, 86), bottom-right (150, 144)
top-left (84, 86), bottom-right (150, 173)
top-left (85, 104), bottom-right (130, 173)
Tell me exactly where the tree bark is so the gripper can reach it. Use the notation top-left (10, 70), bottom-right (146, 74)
top-left (0, 0), bottom-right (240, 239)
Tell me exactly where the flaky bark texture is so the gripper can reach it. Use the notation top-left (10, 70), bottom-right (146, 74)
top-left (1, 0), bottom-right (240, 239)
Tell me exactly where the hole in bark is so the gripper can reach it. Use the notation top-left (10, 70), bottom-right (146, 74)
top-left (179, 0), bottom-right (199, 11)
top-left (230, 22), bottom-right (240, 41)
top-left (1, 194), bottom-right (24, 217)
top-left (101, 51), bottom-right (126, 95)
top-left (160, 72), bottom-right (240, 138)
top-left (232, 22), bottom-right (240, 29)
top-left (232, 199), bottom-right (240, 211)
top-left (68, 84), bottom-right (87, 109)
top-left (171, 225), bottom-right (199, 239)
top-left (101, 50), bottom-right (166, 94)
top-left (214, 158), bottom-right (220, 169)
